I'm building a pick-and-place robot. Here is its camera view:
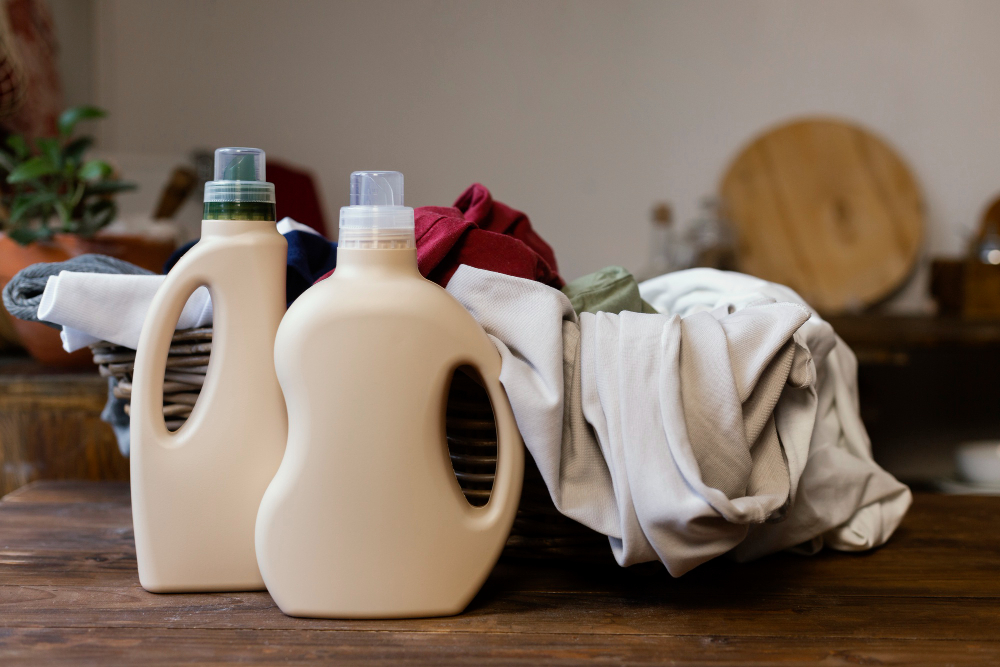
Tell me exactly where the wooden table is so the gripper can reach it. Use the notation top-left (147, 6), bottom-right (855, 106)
top-left (1, 482), bottom-right (999, 665)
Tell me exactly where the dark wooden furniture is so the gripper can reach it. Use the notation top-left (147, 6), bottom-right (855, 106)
top-left (1, 481), bottom-right (998, 664)
top-left (0, 357), bottom-right (126, 496)
top-left (826, 314), bottom-right (1000, 355)
top-left (823, 314), bottom-right (1000, 485)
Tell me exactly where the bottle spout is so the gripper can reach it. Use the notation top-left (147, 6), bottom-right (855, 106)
top-left (202, 148), bottom-right (276, 222)
top-left (339, 171), bottom-right (415, 249)
top-left (350, 171), bottom-right (404, 207)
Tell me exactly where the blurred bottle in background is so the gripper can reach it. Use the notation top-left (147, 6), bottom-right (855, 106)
top-left (686, 196), bottom-right (738, 272)
top-left (975, 225), bottom-right (1000, 265)
top-left (636, 197), bottom-right (739, 282)
top-left (636, 202), bottom-right (679, 282)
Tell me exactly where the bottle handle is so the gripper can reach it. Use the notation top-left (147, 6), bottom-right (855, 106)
top-left (470, 355), bottom-right (524, 535)
top-left (131, 248), bottom-right (212, 445)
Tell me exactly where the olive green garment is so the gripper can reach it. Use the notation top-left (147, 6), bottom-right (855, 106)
top-left (560, 266), bottom-right (659, 315)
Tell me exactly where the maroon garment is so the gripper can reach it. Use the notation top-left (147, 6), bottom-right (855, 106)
top-left (269, 161), bottom-right (328, 236)
top-left (317, 183), bottom-right (562, 287)
top-left (417, 184), bottom-right (563, 288)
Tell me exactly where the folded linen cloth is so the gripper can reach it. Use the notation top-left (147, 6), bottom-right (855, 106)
top-left (38, 274), bottom-right (213, 352)
top-left (28, 218), bottom-right (331, 352)
top-left (446, 265), bottom-right (910, 575)
top-left (638, 268), bottom-right (912, 559)
top-left (2, 254), bottom-right (153, 327)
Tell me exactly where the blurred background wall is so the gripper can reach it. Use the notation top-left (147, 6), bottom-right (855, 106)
top-left (49, 0), bottom-right (1000, 295)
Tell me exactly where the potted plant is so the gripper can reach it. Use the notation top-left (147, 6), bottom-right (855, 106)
top-left (0, 106), bottom-right (174, 366)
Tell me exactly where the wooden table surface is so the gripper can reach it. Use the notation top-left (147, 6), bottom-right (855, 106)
top-left (1, 482), bottom-right (999, 665)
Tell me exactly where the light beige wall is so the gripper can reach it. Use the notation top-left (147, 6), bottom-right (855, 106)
top-left (49, 0), bottom-right (94, 109)
top-left (85, 0), bottom-right (1000, 284)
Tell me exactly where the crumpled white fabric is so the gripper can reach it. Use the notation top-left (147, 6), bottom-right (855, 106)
top-left (36, 217), bottom-right (318, 352)
top-left (446, 265), bottom-right (911, 575)
top-left (639, 268), bottom-right (912, 560)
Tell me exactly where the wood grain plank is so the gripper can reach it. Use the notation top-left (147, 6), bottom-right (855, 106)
top-left (3, 487), bottom-right (997, 599)
top-left (2, 482), bottom-right (999, 665)
top-left (1, 627), bottom-right (998, 666)
top-left (1, 480), bottom-right (131, 504)
top-left (2, 585), bottom-right (1000, 641)
top-left (0, 374), bottom-right (128, 496)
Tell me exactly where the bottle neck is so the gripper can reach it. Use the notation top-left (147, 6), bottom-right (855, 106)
top-left (203, 201), bottom-right (276, 221)
top-left (201, 219), bottom-right (276, 238)
top-left (333, 247), bottom-right (421, 280)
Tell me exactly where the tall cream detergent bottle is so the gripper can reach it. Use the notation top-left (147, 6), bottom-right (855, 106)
top-left (131, 148), bottom-right (288, 592)
top-left (256, 171), bottom-right (524, 619)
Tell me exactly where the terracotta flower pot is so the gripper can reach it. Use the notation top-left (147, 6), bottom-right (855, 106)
top-left (0, 232), bottom-right (176, 368)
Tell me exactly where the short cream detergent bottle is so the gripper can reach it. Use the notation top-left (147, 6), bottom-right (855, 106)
top-left (256, 171), bottom-right (524, 619)
top-left (131, 148), bottom-right (288, 593)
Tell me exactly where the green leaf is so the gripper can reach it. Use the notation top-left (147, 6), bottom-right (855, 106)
top-left (83, 180), bottom-right (136, 195)
top-left (5, 134), bottom-right (28, 159)
top-left (68, 181), bottom-right (85, 208)
top-left (35, 137), bottom-right (62, 169)
top-left (86, 198), bottom-right (115, 219)
top-left (7, 156), bottom-right (58, 183)
top-left (78, 159), bottom-right (112, 181)
top-left (58, 106), bottom-right (106, 137)
top-left (8, 226), bottom-right (48, 246)
top-left (62, 136), bottom-right (93, 164)
top-left (80, 198), bottom-right (116, 235)
top-left (10, 192), bottom-right (57, 222)
top-left (0, 149), bottom-right (17, 173)
top-left (54, 199), bottom-right (74, 225)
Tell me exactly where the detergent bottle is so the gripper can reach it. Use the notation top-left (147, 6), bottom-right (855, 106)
top-left (131, 147), bottom-right (288, 592)
top-left (256, 171), bottom-right (524, 618)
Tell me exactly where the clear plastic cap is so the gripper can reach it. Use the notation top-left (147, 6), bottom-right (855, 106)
top-left (204, 147), bottom-right (275, 203)
top-left (339, 171), bottom-right (414, 249)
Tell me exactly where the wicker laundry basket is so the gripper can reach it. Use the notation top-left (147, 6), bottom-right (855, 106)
top-left (92, 328), bottom-right (609, 560)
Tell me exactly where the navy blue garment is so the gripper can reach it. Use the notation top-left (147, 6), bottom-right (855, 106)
top-left (283, 229), bottom-right (337, 305)
top-left (164, 222), bottom-right (337, 306)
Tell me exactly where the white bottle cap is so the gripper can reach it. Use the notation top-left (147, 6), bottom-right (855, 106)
top-left (339, 171), bottom-right (415, 249)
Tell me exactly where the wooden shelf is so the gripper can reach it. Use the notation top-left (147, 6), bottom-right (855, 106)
top-left (826, 315), bottom-right (1000, 350)
top-left (0, 355), bottom-right (127, 496)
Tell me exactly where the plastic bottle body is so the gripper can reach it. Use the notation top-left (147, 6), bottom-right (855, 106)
top-left (256, 248), bottom-right (524, 618)
top-left (130, 219), bottom-right (288, 592)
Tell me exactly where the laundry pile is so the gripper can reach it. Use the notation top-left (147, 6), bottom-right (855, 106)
top-left (448, 264), bottom-right (909, 574)
top-left (1, 183), bottom-right (910, 575)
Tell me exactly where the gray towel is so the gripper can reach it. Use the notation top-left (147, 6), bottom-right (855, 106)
top-left (2, 253), bottom-right (152, 326)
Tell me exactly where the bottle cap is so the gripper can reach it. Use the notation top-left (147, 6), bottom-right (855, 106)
top-left (204, 147), bottom-right (275, 203)
top-left (339, 171), bottom-right (414, 249)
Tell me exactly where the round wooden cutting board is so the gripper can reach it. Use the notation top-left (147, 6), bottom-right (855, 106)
top-left (720, 118), bottom-right (924, 314)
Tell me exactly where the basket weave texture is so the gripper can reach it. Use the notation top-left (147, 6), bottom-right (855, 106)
top-left (92, 328), bottom-right (609, 560)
